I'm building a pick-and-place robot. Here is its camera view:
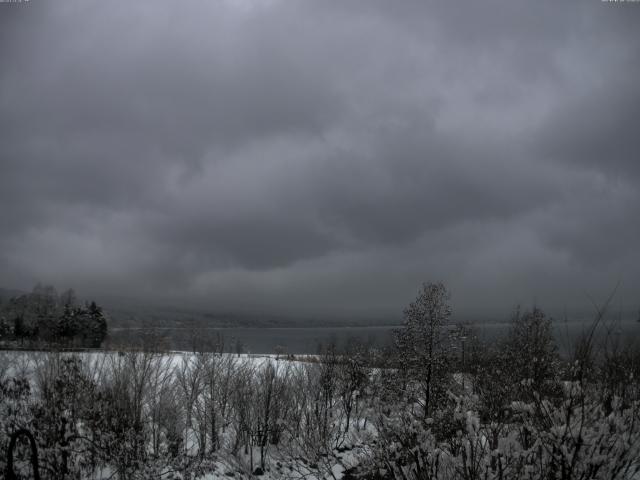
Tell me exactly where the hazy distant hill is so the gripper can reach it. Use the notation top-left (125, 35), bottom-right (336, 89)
top-left (0, 287), bottom-right (26, 303)
top-left (102, 301), bottom-right (401, 330)
top-left (1, 286), bottom-right (399, 329)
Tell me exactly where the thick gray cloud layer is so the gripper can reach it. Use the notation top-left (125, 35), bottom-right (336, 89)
top-left (1, 0), bottom-right (639, 316)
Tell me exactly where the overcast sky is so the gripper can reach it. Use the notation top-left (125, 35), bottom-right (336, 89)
top-left (1, 0), bottom-right (639, 318)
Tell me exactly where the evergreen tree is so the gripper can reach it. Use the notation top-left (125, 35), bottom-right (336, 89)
top-left (13, 315), bottom-right (28, 344)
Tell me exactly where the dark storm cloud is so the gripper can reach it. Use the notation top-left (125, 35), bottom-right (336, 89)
top-left (1, 0), bottom-right (639, 315)
top-left (537, 75), bottom-right (640, 178)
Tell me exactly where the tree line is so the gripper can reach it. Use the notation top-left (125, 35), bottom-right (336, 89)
top-left (0, 284), bottom-right (108, 348)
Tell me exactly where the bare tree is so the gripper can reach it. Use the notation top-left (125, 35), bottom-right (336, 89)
top-left (395, 282), bottom-right (452, 420)
top-left (335, 342), bottom-right (368, 447)
top-left (176, 352), bottom-right (206, 457)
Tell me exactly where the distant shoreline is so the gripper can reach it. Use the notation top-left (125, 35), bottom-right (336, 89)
top-left (109, 324), bottom-right (401, 331)
top-left (108, 317), bottom-right (639, 331)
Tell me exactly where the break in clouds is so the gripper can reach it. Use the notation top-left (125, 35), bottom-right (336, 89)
top-left (1, 0), bottom-right (639, 316)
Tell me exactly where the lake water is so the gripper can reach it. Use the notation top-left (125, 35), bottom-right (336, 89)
top-left (107, 319), bottom-right (640, 355)
top-left (107, 325), bottom-right (397, 353)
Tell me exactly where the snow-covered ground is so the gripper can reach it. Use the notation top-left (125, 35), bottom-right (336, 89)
top-left (1, 349), bottom-right (372, 480)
